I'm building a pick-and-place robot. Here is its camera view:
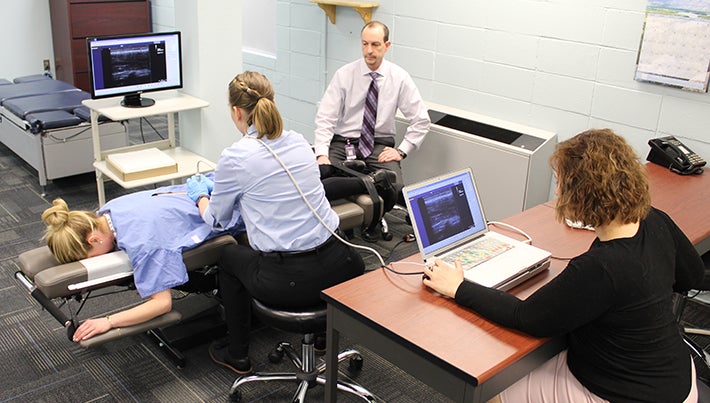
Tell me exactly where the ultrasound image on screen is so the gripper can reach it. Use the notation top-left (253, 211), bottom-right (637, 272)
top-left (100, 42), bottom-right (167, 89)
top-left (417, 182), bottom-right (475, 244)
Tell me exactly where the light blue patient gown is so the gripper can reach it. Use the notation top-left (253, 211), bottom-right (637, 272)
top-left (98, 175), bottom-right (244, 298)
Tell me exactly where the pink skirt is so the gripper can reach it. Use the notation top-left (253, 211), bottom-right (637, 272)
top-left (500, 350), bottom-right (698, 403)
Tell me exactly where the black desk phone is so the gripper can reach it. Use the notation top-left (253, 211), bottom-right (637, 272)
top-left (647, 136), bottom-right (705, 175)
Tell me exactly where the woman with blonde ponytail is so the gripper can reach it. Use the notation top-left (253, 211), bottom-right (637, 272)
top-left (40, 175), bottom-right (244, 343)
top-left (42, 198), bottom-right (110, 264)
top-left (185, 71), bottom-right (365, 375)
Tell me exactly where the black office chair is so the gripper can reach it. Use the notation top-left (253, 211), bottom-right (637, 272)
top-left (228, 299), bottom-right (375, 402)
top-left (677, 252), bottom-right (710, 396)
top-left (683, 253), bottom-right (710, 337)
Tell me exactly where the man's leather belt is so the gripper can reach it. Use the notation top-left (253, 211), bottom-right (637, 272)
top-left (332, 134), bottom-right (394, 147)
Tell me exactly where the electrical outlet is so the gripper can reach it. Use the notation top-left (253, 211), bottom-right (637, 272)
top-left (43, 59), bottom-right (51, 72)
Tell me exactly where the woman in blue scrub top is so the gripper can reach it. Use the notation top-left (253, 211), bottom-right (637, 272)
top-left (187, 71), bottom-right (365, 375)
top-left (41, 178), bottom-right (244, 343)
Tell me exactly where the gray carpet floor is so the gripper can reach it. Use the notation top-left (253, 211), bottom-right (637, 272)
top-left (1, 116), bottom-right (708, 402)
top-left (0, 116), bottom-right (453, 402)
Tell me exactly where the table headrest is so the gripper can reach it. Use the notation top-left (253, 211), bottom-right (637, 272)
top-left (26, 110), bottom-right (82, 134)
top-left (13, 74), bottom-right (52, 83)
top-left (18, 246), bottom-right (60, 280)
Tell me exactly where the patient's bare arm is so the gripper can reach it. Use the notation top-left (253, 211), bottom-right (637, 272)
top-left (72, 289), bottom-right (173, 342)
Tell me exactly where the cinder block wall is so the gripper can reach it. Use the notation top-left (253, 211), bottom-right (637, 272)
top-left (152, 0), bottom-right (710, 165)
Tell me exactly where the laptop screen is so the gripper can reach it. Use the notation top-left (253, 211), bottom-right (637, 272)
top-left (404, 169), bottom-right (488, 257)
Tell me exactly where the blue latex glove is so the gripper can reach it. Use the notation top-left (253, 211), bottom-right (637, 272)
top-left (186, 174), bottom-right (213, 203)
top-left (202, 175), bottom-right (214, 194)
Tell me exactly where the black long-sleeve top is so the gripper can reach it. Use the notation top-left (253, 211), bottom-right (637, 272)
top-left (455, 208), bottom-right (704, 403)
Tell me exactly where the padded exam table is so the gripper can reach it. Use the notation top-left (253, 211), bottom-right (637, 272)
top-left (0, 75), bottom-right (127, 193)
top-left (15, 234), bottom-right (239, 367)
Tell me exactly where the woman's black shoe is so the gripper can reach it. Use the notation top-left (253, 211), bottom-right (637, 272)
top-left (209, 340), bottom-right (253, 375)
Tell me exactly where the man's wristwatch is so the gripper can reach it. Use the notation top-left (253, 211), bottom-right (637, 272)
top-left (396, 148), bottom-right (407, 159)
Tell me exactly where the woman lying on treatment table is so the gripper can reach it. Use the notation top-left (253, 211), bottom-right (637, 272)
top-left (41, 176), bottom-right (244, 342)
top-left (424, 129), bottom-right (704, 403)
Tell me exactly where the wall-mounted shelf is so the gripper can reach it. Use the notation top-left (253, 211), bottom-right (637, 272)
top-left (310, 0), bottom-right (378, 24)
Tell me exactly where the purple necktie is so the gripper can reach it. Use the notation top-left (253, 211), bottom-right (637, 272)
top-left (359, 72), bottom-right (378, 158)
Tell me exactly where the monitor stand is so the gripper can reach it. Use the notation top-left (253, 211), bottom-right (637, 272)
top-left (121, 93), bottom-right (155, 108)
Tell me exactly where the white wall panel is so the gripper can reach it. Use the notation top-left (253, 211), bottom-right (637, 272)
top-left (436, 25), bottom-right (485, 59)
top-left (478, 63), bottom-right (535, 102)
top-left (537, 39), bottom-right (600, 80)
top-left (532, 73), bottom-right (595, 114)
top-left (601, 9), bottom-right (645, 50)
top-left (591, 85), bottom-right (662, 130)
top-left (483, 31), bottom-right (538, 69)
top-left (392, 17), bottom-right (438, 50)
top-left (6, 0), bottom-right (709, 199)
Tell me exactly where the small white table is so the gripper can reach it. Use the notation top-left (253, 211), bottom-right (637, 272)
top-left (82, 91), bottom-right (211, 206)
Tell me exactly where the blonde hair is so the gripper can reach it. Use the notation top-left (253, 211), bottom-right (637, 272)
top-left (550, 129), bottom-right (650, 228)
top-left (228, 71), bottom-right (283, 140)
top-left (41, 198), bottom-right (100, 263)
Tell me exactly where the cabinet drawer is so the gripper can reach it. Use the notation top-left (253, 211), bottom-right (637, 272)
top-left (74, 72), bottom-right (90, 93)
top-left (71, 39), bottom-right (88, 73)
top-left (70, 0), bottom-right (146, 3)
top-left (70, 2), bottom-right (150, 38)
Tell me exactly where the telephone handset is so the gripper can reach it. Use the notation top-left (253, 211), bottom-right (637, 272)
top-left (646, 136), bottom-right (705, 175)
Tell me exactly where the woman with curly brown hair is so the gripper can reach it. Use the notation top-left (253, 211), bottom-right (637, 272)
top-left (423, 129), bottom-right (704, 402)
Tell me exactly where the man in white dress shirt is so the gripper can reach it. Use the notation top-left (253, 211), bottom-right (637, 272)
top-left (314, 21), bottom-right (431, 232)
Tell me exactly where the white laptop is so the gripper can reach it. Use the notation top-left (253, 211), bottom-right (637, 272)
top-left (403, 168), bottom-right (551, 291)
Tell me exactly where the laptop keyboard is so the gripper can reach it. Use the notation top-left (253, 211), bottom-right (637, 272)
top-left (444, 237), bottom-right (514, 271)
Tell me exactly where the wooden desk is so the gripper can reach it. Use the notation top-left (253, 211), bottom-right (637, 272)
top-left (323, 204), bottom-right (582, 402)
top-left (646, 163), bottom-right (710, 254)
top-left (323, 163), bottom-right (710, 402)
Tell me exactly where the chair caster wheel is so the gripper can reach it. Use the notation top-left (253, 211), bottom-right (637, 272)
top-left (361, 230), bottom-right (379, 243)
top-left (268, 344), bottom-right (284, 363)
top-left (348, 355), bottom-right (363, 372)
top-left (381, 231), bottom-right (393, 241)
top-left (229, 390), bottom-right (242, 402)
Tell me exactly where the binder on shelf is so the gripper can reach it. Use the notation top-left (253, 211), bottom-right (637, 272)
top-left (105, 147), bottom-right (178, 181)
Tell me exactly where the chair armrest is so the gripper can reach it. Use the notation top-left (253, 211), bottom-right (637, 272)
top-left (349, 194), bottom-right (383, 228)
top-left (182, 234), bottom-right (238, 270)
top-left (330, 199), bottom-right (365, 231)
top-left (79, 310), bottom-right (183, 348)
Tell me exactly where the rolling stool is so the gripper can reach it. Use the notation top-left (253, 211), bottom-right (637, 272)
top-left (229, 299), bottom-right (375, 402)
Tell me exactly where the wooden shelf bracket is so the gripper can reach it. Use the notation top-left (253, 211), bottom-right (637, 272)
top-left (310, 0), bottom-right (379, 24)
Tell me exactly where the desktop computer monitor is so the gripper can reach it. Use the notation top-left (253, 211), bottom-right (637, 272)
top-left (87, 31), bottom-right (183, 108)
